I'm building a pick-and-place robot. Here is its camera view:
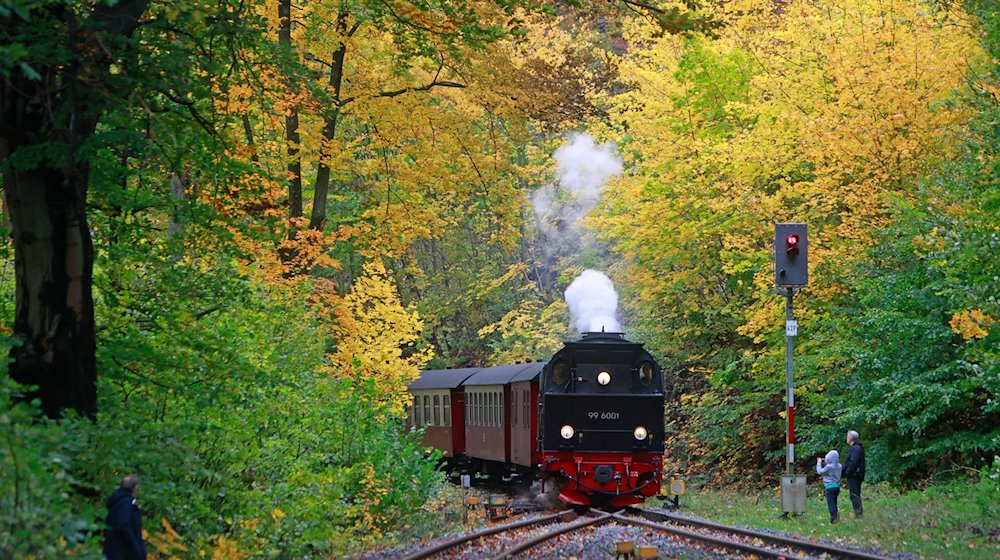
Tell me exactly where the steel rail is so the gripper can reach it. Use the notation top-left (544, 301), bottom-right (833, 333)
top-left (492, 511), bottom-right (613, 559)
top-left (613, 513), bottom-right (802, 559)
top-left (400, 511), bottom-right (566, 560)
top-left (620, 510), bottom-right (894, 560)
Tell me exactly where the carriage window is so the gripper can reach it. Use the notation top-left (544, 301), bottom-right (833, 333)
top-left (423, 395), bottom-right (431, 425)
top-left (414, 396), bottom-right (421, 427)
top-left (512, 389), bottom-right (518, 426)
top-left (433, 394), bottom-right (440, 426)
top-left (443, 395), bottom-right (451, 426)
top-left (492, 392), bottom-right (498, 426)
top-left (498, 392), bottom-right (503, 426)
top-left (473, 392), bottom-right (479, 426)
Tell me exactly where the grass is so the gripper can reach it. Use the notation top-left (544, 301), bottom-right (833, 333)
top-left (678, 475), bottom-right (1000, 559)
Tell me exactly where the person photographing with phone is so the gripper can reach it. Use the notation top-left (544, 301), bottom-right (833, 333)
top-left (816, 450), bottom-right (842, 524)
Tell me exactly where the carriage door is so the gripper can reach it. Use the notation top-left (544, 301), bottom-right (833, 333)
top-left (510, 382), bottom-right (531, 467)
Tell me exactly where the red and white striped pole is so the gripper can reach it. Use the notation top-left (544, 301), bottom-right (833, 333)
top-left (785, 288), bottom-right (796, 476)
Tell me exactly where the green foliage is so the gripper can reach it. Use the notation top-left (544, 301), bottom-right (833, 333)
top-left (799, 21), bottom-right (1000, 480)
top-left (673, 39), bottom-right (754, 137)
top-left (0, 377), bottom-right (100, 559)
top-left (90, 240), bottom-right (441, 554)
top-left (2, 255), bottom-right (444, 557)
top-left (2, 0), bottom-right (998, 557)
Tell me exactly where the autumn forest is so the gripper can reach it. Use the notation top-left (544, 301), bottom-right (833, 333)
top-left (2, 0), bottom-right (998, 557)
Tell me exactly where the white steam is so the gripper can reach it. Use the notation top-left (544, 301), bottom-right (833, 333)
top-left (528, 134), bottom-right (625, 333)
top-left (565, 269), bottom-right (621, 333)
top-left (553, 134), bottom-right (623, 202)
top-left (531, 133), bottom-right (623, 246)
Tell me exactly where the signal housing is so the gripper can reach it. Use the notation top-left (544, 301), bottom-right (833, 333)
top-left (775, 223), bottom-right (808, 286)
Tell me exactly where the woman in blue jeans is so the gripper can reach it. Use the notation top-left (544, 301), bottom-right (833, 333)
top-left (816, 450), bottom-right (842, 523)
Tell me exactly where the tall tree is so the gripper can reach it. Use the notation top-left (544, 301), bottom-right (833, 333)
top-left (2, 0), bottom-right (149, 417)
top-left (2, 0), bottom-right (271, 417)
top-left (279, 0), bottom-right (304, 225)
top-left (240, 0), bottom-right (533, 277)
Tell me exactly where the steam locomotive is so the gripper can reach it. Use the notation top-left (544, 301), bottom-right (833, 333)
top-left (407, 331), bottom-right (667, 508)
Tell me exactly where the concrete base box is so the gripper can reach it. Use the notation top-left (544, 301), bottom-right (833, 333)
top-left (780, 475), bottom-right (807, 513)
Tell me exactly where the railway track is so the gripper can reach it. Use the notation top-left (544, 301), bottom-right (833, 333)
top-left (400, 510), bottom-right (610, 560)
top-left (616, 508), bottom-right (897, 560)
top-left (399, 506), bottom-right (899, 559)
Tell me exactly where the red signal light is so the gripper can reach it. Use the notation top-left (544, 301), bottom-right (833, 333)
top-left (786, 234), bottom-right (800, 258)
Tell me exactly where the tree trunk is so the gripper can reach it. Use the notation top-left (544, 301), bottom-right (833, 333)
top-left (309, 12), bottom-right (350, 231)
top-left (6, 167), bottom-right (98, 419)
top-left (279, 0), bottom-right (303, 227)
top-left (1, 0), bottom-right (148, 418)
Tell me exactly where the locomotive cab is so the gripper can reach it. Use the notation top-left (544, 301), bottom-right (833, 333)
top-left (539, 332), bottom-right (665, 508)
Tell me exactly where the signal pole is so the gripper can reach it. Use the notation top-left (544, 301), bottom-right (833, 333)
top-left (784, 287), bottom-right (796, 477)
top-left (775, 223), bottom-right (807, 515)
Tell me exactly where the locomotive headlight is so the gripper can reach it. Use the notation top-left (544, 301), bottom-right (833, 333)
top-left (633, 426), bottom-right (649, 440)
top-left (597, 371), bottom-right (612, 385)
top-left (560, 425), bottom-right (575, 439)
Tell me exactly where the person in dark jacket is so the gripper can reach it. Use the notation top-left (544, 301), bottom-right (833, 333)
top-left (104, 474), bottom-right (147, 560)
top-left (842, 430), bottom-right (866, 519)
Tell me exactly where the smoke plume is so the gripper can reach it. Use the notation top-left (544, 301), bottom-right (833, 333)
top-left (565, 269), bottom-right (621, 333)
top-left (531, 133), bottom-right (623, 248)
top-left (553, 133), bottom-right (622, 202)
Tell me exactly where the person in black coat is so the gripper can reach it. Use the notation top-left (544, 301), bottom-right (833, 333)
top-left (104, 474), bottom-right (147, 560)
top-left (842, 430), bottom-right (866, 519)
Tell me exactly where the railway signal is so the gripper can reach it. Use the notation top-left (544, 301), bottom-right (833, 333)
top-left (775, 223), bottom-right (808, 286)
top-left (775, 222), bottom-right (808, 515)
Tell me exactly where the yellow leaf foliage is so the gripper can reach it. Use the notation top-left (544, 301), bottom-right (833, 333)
top-left (477, 297), bottom-right (568, 364)
top-left (144, 517), bottom-right (254, 560)
top-left (144, 517), bottom-right (187, 559)
top-left (596, 0), bottom-right (982, 348)
top-left (949, 309), bottom-right (995, 340)
top-left (220, 0), bottom-right (537, 266)
top-left (210, 536), bottom-right (245, 560)
top-left (325, 258), bottom-right (432, 417)
top-left (356, 463), bottom-right (390, 534)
